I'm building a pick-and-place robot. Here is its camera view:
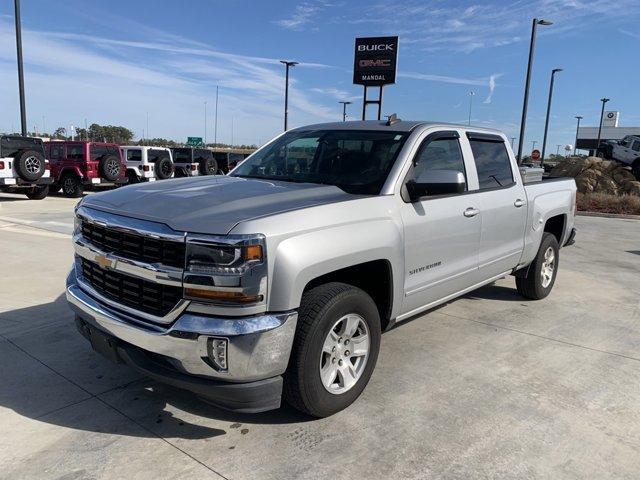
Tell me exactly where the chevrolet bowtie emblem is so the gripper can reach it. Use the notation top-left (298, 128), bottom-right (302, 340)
top-left (95, 254), bottom-right (114, 269)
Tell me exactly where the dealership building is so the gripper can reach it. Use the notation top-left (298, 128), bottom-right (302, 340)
top-left (576, 111), bottom-right (640, 154)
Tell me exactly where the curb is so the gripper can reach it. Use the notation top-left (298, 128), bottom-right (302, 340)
top-left (577, 211), bottom-right (640, 220)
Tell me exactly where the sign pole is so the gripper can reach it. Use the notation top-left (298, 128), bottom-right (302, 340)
top-left (361, 86), bottom-right (367, 120)
top-left (377, 86), bottom-right (383, 120)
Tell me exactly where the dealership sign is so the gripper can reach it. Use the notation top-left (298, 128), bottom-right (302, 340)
top-left (353, 36), bottom-right (399, 86)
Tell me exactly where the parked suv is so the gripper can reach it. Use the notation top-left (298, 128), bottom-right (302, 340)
top-left (212, 151), bottom-right (250, 174)
top-left (599, 135), bottom-right (640, 178)
top-left (171, 147), bottom-right (218, 176)
top-left (121, 146), bottom-right (174, 183)
top-left (0, 135), bottom-right (52, 200)
top-left (47, 141), bottom-right (127, 197)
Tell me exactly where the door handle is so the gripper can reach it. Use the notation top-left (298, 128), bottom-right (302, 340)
top-left (514, 199), bottom-right (526, 208)
top-left (463, 207), bottom-right (480, 218)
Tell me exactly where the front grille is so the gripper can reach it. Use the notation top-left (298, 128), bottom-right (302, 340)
top-left (81, 220), bottom-right (184, 268)
top-left (81, 258), bottom-right (182, 317)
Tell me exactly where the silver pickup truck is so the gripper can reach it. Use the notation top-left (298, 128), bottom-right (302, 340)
top-left (66, 120), bottom-right (576, 417)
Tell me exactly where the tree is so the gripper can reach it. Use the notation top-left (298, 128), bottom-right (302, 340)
top-left (52, 127), bottom-right (67, 140)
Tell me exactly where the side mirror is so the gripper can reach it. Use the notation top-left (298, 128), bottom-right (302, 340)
top-left (406, 169), bottom-right (466, 202)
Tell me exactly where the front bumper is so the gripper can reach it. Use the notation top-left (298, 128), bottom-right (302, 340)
top-left (66, 270), bottom-right (297, 412)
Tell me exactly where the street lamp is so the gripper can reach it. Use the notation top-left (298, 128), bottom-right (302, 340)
top-left (204, 101), bottom-right (207, 146)
top-left (517, 18), bottom-right (553, 164)
top-left (531, 140), bottom-right (537, 151)
top-left (280, 60), bottom-right (298, 131)
top-left (541, 68), bottom-right (563, 166)
top-left (214, 86), bottom-right (219, 146)
top-left (556, 144), bottom-right (562, 156)
top-left (14, 0), bottom-right (27, 136)
top-left (596, 98), bottom-right (610, 154)
top-left (339, 101), bottom-right (352, 122)
top-left (573, 115), bottom-right (583, 156)
top-left (468, 91), bottom-right (475, 126)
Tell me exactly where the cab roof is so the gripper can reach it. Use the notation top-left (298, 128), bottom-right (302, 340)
top-left (291, 119), bottom-right (503, 135)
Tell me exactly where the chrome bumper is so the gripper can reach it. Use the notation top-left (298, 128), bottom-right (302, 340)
top-left (66, 270), bottom-right (297, 383)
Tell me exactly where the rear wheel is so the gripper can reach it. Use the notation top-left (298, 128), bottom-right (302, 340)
top-left (155, 157), bottom-right (174, 179)
top-left (516, 232), bottom-right (559, 300)
top-left (24, 185), bottom-right (49, 200)
top-left (284, 282), bottom-right (381, 417)
top-left (126, 170), bottom-right (139, 185)
top-left (61, 173), bottom-right (83, 198)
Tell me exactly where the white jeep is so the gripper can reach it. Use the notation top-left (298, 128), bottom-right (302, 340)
top-left (600, 135), bottom-right (640, 178)
top-left (121, 146), bottom-right (174, 183)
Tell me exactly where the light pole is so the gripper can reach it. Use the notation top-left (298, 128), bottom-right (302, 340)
top-left (280, 60), bottom-right (298, 131)
top-left (596, 98), bottom-right (609, 154)
top-left (531, 140), bottom-right (537, 151)
top-left (517, 18), bottom-right (553, 164)
top-left (204, 101), bottom-right (207, 146)
top-left (541, 68), bottom-right (562, 166)
top-left (14, 0), bottom-right (27, 136)
top-left (214, 86), bottom-right (219, 146)
top-left (510, 137), bottom-right (516, 149)
top-left (146, 112), bottom-right (149, 145)
top-left (573, 115), bottom-right (583, 156)
top-left (556, 144), bottom-right (561, 156)
top-left (339, 101), bottom-right (352, 122)
top-left (468, 91), bottom-right (475, 125)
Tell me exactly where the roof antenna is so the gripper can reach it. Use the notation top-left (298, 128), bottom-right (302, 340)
top-left (385, 113), bottom-right (401, 126)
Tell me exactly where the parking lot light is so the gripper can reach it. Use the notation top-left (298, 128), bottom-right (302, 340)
top-left (573, 116), bottom-right (583, 156)
top-left (339, 101), bottom-right (352, 122)
top-left (280, 60), bottom-right (298, 131)
top-left (517, 17), bottom-right (553, 164)
top-left (541, 68), bottom-right (563, 166)
top-left (596, 98), bottom-right (610, 154)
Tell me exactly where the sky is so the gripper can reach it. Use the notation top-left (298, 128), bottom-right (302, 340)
top-left (1, 0), bottom-right (639, 152)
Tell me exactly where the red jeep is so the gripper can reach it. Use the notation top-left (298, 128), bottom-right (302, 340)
top-left (46, 141), bottom-right (127, 197)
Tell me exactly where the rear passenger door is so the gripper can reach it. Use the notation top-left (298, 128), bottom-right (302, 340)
top-left (465, 132), bottom-right (527, 279)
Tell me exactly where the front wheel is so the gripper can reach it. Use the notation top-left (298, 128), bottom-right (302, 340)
top-left (516, 232), bottom-right (559, 300)
top-left (284, 282), bottom-right (381, 417)
top-left (632, 159), bottom-right (640, 180)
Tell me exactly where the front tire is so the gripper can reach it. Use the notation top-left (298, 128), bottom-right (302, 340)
top-left (516, 232), bottom-right (559, 300)
top-left (284, 282), bottom-right (381, 417)
top-left (632, 159), bottom-right (640, 180)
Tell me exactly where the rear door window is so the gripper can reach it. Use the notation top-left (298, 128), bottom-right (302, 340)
top-left (193, 149), bottom-right (213, 162)
top-left (67, 144), bottom-right (84, 160)
top-left (469, 138), bottom-right (514, 189)
top-left (173, 149), bottom-right (192, 162)
top-left (632, 141), bottom-right (640, 152)
top-left (126, 149), bottom-right (142, 162)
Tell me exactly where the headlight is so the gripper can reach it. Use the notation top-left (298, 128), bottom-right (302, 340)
top-left (184, 234), bottom-right (267, 305)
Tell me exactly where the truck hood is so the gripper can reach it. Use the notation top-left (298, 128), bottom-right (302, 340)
top-left (81, 175), bottom-right (356, 235)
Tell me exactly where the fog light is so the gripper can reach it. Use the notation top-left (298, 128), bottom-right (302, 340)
top-left (207, 337), bottom-right (228, 371)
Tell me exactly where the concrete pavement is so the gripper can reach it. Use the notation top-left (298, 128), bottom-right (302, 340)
top-left (1, 192), bottom-right (639, 479)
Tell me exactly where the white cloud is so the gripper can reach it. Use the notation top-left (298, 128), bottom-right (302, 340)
top-left (0, 17), bottom-right (336, 143)
top-left (274, 1), bottom-right (336, 31)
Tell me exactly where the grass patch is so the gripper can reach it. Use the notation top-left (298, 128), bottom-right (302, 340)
top-left (577, 192), bottom-right (640, 216)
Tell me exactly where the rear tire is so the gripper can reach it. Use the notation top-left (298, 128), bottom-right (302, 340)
top-left (516, 232), bottom-right (559, 300)
top-left (24, 185), bottom-right (49, 200)
top-left (155, 157), bottom-right (173, 179)
top-left (284, 282), bottom-right (381, 418)
top-left (61, 173), bottom-right (83, 198)
top-left (126, 170), bottom-right (139, 185)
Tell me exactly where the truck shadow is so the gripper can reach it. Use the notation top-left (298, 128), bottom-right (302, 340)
top-left (1, 296), bottom-right (312, 443)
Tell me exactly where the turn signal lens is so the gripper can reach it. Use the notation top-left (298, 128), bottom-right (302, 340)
top-left (245, 245), bottom-right (262, 261)
top-left (185, 288), bottom-right (263, 303)
top-left (143, 165), bottom-right (150, 172)
top-left (0, 161), bottom-right (4, 170)
top-left (207, 337), bottom-right (228, 371)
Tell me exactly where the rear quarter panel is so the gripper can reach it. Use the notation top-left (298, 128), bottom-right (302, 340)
top-left (520, 178), bottom-right (576, 267)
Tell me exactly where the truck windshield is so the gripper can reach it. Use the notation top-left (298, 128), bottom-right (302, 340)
top-left (231, 130), bottom-right (408, 194)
